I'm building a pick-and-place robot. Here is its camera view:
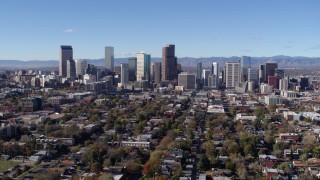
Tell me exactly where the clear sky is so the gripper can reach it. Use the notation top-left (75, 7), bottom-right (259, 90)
top-left (0, 0), bottom-right (319, 60)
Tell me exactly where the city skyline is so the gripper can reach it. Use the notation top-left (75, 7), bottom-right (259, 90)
top-left (1, 0), bottom-right (320, 60)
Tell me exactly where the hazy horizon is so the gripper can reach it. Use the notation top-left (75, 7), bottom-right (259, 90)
top-left (1, 54), bottom-right (320, 61)
top-left (1, 0), bottom-right (320, 60)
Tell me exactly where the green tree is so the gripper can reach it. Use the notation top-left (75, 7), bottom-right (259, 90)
top-left (244, 144), bottom-right (254, 156)
top-left (199, 154), bottom-right (210, 171)
top-left (252, 119), bottom-right (262, 129)
top-left (33, 170), bottom-right (60, 180)
top-left (125, 160), bottom-right (142, 173)
top-left (225, 159), bottom-right (236, 171)
top-left (313, 146), bottom-right (320, 158)
top-left (254, 106), bottom-right (265, 119)
top-left (222, 139), bottom-right (239, 155)
top-left (99, 173), bottom-right (114, 180)
top-left (229, 106), bottom-right (237, 116)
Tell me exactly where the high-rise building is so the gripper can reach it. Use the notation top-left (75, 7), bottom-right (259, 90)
top-left (212, 62), bottom-right (219, 76)
top-left (153, 62), bottom-right (161, 84)
top-left (260, 83), bottom-right (273, 94)
top-left (240, 56), bottom-right (251, 82)
top-left (248, 81), bottom-right (255, 92)
top-left (300, 77), bottom-right (309, 90)
top-left (208, 74), bottom-right (218, 89)
top-left (275, 69), bottom-right (285, 79)
top-left (128, 57), bottom-right (137, 81)
top-left (268, 76), bottom-right (278, 89)
top-left (136, 52), bottom-right (151, 82)
top-left (212, 62), bottom-right (220, 86)
top-left (178, 72), bottom-right (196, 90)
top-left (177, 63), bottom-right (182, 74)
top-left (105, 46), bottom-right (114, 72)
top-left (248, 68), bottom-right (259, 84)
top-left (226, 62), bottom-right (240, 88)
top-left (202, 69), bottom-right (211, 87)
top-left (66, 59), bottom-right (76, 78)
top-left (150, 63), bottom-right (154, 81)
top-left (86, 64), bottom-right (97, 76)
top-left (162, 44), bottom-right (177, 81)
top-left (76, 59), bottom-right (87, 76)
top-left (279, 78), bottom-right (289, 91)
top-left (265, 63), bottom-right (278, 80)
top-left (196, 62), bottom-right (203, 82)
top-left (222, 67), bottom-right (226, 84)
top-left (120, 63), bottom-right (129, 85)
top-left (59, 45), bottom-right (73, 77)
top-left (259, 64), bottom-right (265, 84)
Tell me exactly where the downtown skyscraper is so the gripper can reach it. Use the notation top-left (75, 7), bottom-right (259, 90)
top-left (153, 62), bottom-right (162, 84)
top-left (265, 63), bottom-right (278, 81)
top-left (76, 59), bottom-right (87, 76)
top-left (196, 62), bottom-right (203, 82)
top-left (136, 52), bottom-right (151, 82)
top-left (59, 45), bottom-right (73, 77)
top-left (120, 63), bottom-right (129, 85)
top-left (66, 59), bottom-right (76, 78)
top-left (105, 46), bottom-right (114, 73)
top-left (128, 57), bottom-right (137, 81)
top-left (226, 61), bottom-right (240, 88)
top-left (212, 62), bottom-right (220, 87)
top-left (162, 44), bottom-right (178, 81)
top-left (240, 56), bottom-right (251, 82)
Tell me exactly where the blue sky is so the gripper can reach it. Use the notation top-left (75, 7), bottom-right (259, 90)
top-left (0, 0), bottom-right (320, 60)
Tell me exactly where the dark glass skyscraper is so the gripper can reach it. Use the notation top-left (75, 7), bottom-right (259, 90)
top-left (162, 44), bottom-right (177, 81)
top-left (128, 57), bottom-right (137, 81)
top-left (300, 77), bottom-right (309, 90)
top-left (275, 69), bottom-right (285, 79)
top-left (265, 63), bottom-right (278, 81)
top-left (259, 64), bottom-right (265, 84)
top-left (196, 62), bottom-right (202, 82)
top-left (59, 45), bottom-right (73, 77)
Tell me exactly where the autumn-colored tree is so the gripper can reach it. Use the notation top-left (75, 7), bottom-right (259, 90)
top-left (268, 104), bottom-right (277, 113)
top-left (302, 134), bottom-right (317, 149)
top-left (90, 162), bottom-right (103, 173)
top-left (143, 150), bottom-right (163, 177)
top-left (237, 163), bottom-right (248, 179)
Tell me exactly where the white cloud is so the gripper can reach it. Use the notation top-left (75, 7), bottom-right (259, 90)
top-left (64, 29), bottom-right (75, 33)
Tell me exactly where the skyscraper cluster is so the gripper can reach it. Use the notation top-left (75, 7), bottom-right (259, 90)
top-left (59, 45), bottom-right (300, 93)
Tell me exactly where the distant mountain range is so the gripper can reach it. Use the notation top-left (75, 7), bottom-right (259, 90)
top-left (0, 55), bottom-right (320, 68)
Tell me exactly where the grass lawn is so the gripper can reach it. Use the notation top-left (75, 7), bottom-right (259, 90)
top-left (0, 160), bottom-right (19, 173)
